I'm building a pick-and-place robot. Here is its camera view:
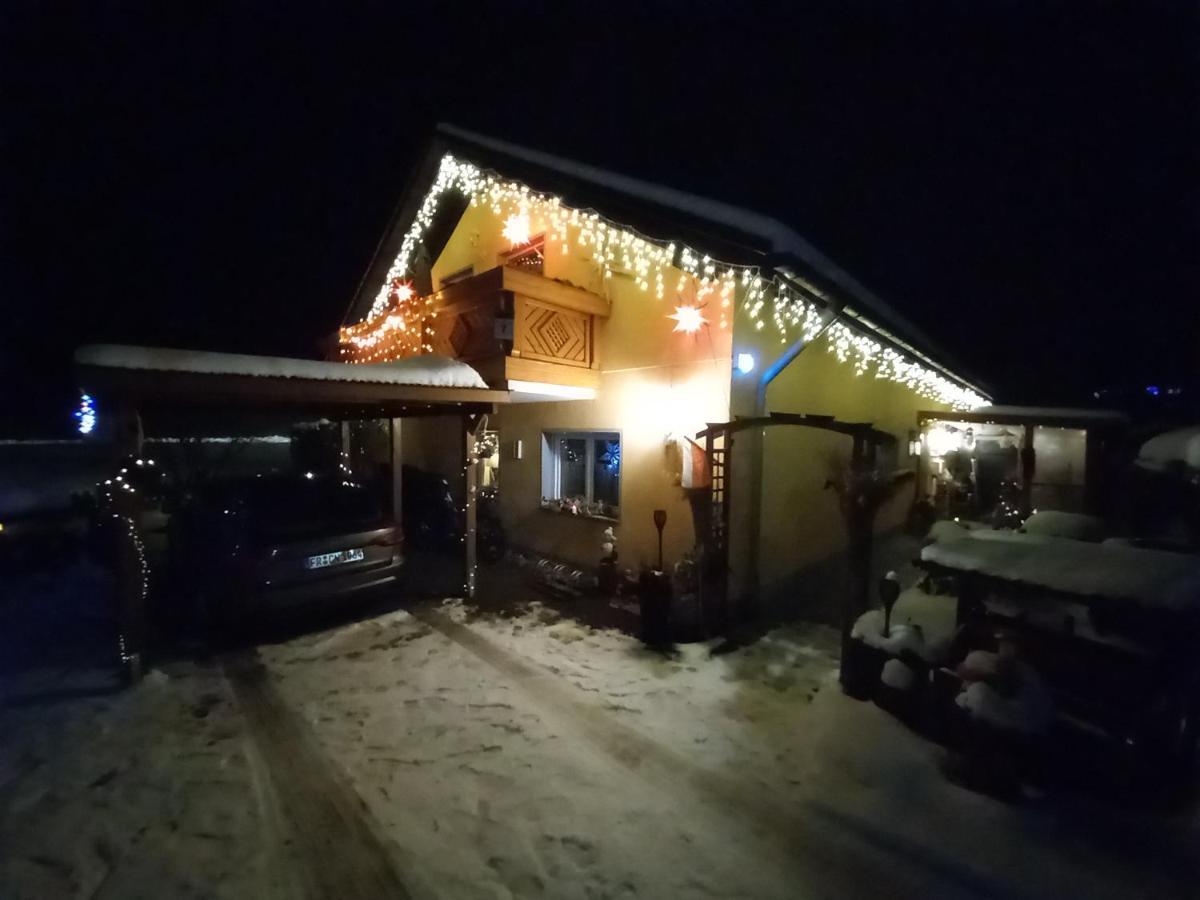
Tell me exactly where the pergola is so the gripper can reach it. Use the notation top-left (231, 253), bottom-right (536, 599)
top-left (76, 344), bottom-right (510, 677)
top-left (694, 412), bottom-right (898, 637)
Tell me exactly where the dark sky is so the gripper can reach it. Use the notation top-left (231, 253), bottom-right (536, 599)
top-left (3, 2), bottom-right (1197, 434)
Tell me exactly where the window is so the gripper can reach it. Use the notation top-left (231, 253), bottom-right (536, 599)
top-left (541, 431), bottom-right (620, 519)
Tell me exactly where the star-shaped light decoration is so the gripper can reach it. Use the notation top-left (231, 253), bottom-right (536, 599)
top-left (669, 305), bottom-right (707, 334)
top-left (502, 212), bottom-right (532, 247)
top-left (390, 281), bottom-right (415, 303)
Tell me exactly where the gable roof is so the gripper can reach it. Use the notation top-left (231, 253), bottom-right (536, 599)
top-left (346, 124), bottom-right (990, 400)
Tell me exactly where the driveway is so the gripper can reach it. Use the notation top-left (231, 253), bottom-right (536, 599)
top-left (2, 562), bottom-right (1197, 899)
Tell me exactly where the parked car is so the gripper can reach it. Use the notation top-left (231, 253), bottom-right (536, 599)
top-left (173, 473), bottom-right (403, 626)
top-left (400, 465), bottom-right (506, 562)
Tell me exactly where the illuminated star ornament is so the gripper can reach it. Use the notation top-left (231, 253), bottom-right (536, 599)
top-left (669, 305), bottom-right (707, 334)
top-left (390, 281), bottom-right (415, 303)
top-left (502, 212), bottom-right (532, 247)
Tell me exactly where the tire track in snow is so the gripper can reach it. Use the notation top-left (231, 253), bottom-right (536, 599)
top-left (224, 649), bottom-right (412, 900)
top-left (413, 607), bottom-right (1029, 900)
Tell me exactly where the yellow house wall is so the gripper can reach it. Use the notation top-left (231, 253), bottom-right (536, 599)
top-left (416, 196), bottom-right (963, 610)
top-left (418, 201), bottom-right (733, 570)
top-left (726, 307), bottom-right (956, 619)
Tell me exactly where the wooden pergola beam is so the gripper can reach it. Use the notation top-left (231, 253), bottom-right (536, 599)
top-left (696, 411), bottom-right (894, 445)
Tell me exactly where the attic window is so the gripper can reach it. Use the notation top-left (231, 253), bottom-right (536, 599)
top-left (500, 233), bottom-right (545, 274)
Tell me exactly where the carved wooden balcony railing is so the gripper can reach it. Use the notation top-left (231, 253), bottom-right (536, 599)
top-left (339, 266), bottom-right (610, 389)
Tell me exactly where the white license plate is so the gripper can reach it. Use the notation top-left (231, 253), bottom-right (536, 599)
top-left (305, 548), bottom-right (365, 570)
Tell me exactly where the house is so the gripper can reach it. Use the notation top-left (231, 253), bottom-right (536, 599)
top-left (337, 125), bottom-right (992, 624)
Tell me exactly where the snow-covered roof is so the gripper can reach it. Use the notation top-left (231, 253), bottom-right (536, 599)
top-left (921, 533), bottom-right (1200, 611)
top-left (1137, 426), bottom-right (1200, 472)
top-left (436, 125), bottom-right (972, 373)
top-left (970, 405), bottom-right (1126, 422)
top-left (75, 344), bottom-right (489, 389)
top-left (349, 124), bottom-right (990, 399)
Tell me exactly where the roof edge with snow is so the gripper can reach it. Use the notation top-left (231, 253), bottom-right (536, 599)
top-left (345, 124), bottom-right (991, 399)
top-left (75, 344), bottom-right (490, 390)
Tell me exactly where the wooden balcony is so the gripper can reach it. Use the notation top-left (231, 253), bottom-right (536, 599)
top-left (341, 265), bottom-right (610, 390)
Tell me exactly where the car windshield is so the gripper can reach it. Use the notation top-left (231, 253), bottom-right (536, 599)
top-left (226, 476), bottom-right (384, 539)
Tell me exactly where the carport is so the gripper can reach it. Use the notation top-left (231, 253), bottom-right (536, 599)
top-left (75, 344), bottom-right (510, 679)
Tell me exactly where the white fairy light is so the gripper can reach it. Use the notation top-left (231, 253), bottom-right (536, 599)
top-left (348, 153), bottom-right (987, 410)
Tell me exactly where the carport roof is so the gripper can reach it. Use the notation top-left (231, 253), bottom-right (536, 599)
top-left (75, 344), bottom-right (509, 418)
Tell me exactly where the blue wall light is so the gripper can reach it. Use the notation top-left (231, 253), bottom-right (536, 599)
top-left (735, 352), bottom-right (756, 375)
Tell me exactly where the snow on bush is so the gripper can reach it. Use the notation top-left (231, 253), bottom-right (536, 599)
top-left (851, 611), bottom-right (927, 658)
top-left (880, 658), bottom-right (917, 692)
top-left (957, 650), bottom-right (1000, 681)
top-left (1138, 426), bottom-right (1200, 472)
top-left (1020, 510), bottom-right (1106, 542)
top-left (955, 669), bottom-right (1054, 736)
top-left (928, 519), bottom-right (969, 543)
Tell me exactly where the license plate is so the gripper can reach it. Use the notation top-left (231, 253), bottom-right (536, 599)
top-left (305, 548), bottom-right (365, 570)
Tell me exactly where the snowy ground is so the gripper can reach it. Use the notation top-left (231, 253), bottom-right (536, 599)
top-left (3, 564), bottom-right (1198, 898)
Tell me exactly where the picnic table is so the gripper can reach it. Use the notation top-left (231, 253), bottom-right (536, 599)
top-left (918, 530), bottom-right (1200, 766)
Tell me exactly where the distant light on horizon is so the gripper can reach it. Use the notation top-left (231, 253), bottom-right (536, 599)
top-left (74, 393), bottom-right (96, 435)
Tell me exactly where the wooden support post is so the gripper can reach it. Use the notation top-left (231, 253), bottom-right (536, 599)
top-left (1020, 424), bottom-right (1036, 514)
top-left (114, 397), bottom-right (144, 460)
top-left (113, 397), bottom-right (146, 683)
top-left (390, 418), bottom-right (403, 522)
top-left (462, 414), bottom-right (483, 599)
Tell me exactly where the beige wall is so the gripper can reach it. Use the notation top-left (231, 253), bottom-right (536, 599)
top-left (424, 197), bottom-right (965, 611)
top-left (726, 309), bottom-right (955, 618)
top-left (427, 201), bottom-right (733, 570)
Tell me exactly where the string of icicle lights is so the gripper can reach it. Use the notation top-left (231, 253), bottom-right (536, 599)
top-left (355, 153), bottom-right (987, 410)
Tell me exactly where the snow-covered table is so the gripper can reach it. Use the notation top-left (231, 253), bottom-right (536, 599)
top-left (921, 532), bottom-right (1200, 613)
top-left (919, 532), bottom-right (1200, 759)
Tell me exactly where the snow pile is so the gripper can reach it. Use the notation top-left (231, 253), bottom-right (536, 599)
top-left (880, 658), bottom-right (917, 692)
top-left (75, 344), bottom-right (489, 389)
top-left (955, 669), bottom-right (1055, 736)
top-left (928, 519), bottom-right (969, 543)
top-left (851, 587), bottom-right (958, 663)
top-left (1137, 426), bottom-right (1200, 472)
top-left (851, 614), bottom-right (927, 657)
top-left (1020, 510), bottom-right (1107, 542)
top-left (958, 650), bottom-right (1001, 680)
top-left (922, 533), bottom-right (1200, 610)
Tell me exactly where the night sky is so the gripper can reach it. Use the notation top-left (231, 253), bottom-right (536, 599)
top-left (3, 2), bottom-right (1196, 434)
